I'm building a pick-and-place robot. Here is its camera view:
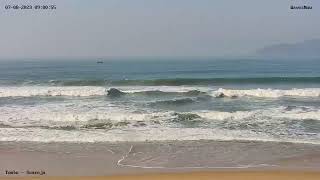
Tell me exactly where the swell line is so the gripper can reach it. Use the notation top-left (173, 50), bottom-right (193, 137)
top-left (4, 77), bottom-right (320, 86)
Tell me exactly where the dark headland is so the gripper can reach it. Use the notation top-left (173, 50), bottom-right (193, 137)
top-left (256, 39), bottom-right (320, 58)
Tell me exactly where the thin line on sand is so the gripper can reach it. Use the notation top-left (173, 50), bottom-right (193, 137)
top-left (116, 145), bottom-right (276, 169)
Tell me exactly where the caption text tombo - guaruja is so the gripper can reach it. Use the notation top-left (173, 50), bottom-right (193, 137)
top-left (5, 170), bottom-right (46, 176)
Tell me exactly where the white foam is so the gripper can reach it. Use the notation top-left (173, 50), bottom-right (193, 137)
top-left (119, 86), bottom-right (209, 93)
top-left (2, 126), bottom-right (319, 144)
top-left (0, 103), bottom-right (171, 127)
top-left (273, 108), bottom-right (320, 120)
top-left (212, 88), bottom-right (320, 98)
top-left (2, 103), bottom-right (320, 129)
top-left (0, 86), bottom-right (209, 97)
top-left (197, 111), bottom-right (255, 121)
top-left (1, 86), bottom-right (320, 98)
top-left (0, 86), bottom-right (107, 97)
top-left (1, 104), bottom-right (320, 143)
top-left (197, 107), bottom-right (320, 121)
top-left (0, 127), bottom-right (275, 143)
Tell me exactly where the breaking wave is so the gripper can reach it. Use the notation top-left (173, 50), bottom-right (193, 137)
top-left (1, 105), bottom-right (320, 127)
top-left (1, 104), bottom-right (320, 143)
top-left (1, 86), bottom-right (320, 98)
top-left (0, 86), bottom-right (207, 98)
top-left (212, 88), bottom-right (320, 98)
top-left (0, 86), bottom-right (107, 97)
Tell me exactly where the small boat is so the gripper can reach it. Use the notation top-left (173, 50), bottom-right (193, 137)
top-left (96, 60), bottom-right (104, 64)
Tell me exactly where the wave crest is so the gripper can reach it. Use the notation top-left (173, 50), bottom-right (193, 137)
top-left (0, 86), bottom-right (107, 97)
top-left (212, 88), bottom-right (320, 98)
top-left (1, 86), bottom-right (320, 98)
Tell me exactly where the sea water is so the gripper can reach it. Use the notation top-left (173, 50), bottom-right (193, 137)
top-left (0, 58), bottom-right (320, 143)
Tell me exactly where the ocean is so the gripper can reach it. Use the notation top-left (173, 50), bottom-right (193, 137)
top-left (0, 58), bottom-right (320, 144)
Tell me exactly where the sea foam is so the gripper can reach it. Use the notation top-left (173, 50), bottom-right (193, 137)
top-left (0, 86), bottom-right (107, 97)
top-left (1, 86), bottom-right (320, 98)
top-left (212, 88), bottom-right (320, 98)
top-left (0, 86), bottom-right (208, 97)
top-left (1, 104), bottom-right (320, 143)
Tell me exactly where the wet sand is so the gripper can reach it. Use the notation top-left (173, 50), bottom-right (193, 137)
top-left (0, 140), bottom-right (320, 177)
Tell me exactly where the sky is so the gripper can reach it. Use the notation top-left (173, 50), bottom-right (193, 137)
top-left (0, 0), bottom-right (319, 59)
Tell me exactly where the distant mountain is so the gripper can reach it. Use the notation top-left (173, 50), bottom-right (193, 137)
top-left (256, 39), bottom-right (320, 58)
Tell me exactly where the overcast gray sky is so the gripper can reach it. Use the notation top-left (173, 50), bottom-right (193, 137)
top-left (0, 0), bottom-right (319, 59)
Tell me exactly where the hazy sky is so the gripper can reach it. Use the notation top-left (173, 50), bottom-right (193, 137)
top-left (0, 0), bottom-right (319, 59)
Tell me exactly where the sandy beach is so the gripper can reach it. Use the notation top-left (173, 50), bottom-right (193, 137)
top-left (1, 171), bottom-right (320, 180)
top-left (1, 140), bottom-right (320, 179)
